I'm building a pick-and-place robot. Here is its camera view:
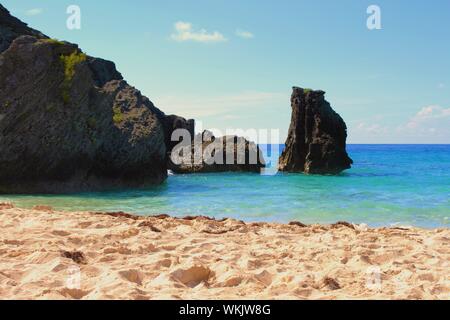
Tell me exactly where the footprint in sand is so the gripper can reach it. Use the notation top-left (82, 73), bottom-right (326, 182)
top-left (99, 255), bottom-right (116, 263)
top-left (221, 276), bottom-right (243, 287)
top-left (417, 273), bottom-right (435, 282)
top-left (254, 270), bottom-right (273, 287)
top-left (371, 252), bottom-right (396, 265)
top-left (161, 245), bottom-right (177, 251)
top-left (294, 288), bottom-right (313, 298)
top-left (52, 230), bottom-right (71, 237)
top-left (7, 250), bottom-right (26, 258)
top-left (3, 239), bottom-right (24, 246)
top-left (120, 228), bottom-right (140, 239)
top-left (137, 243), bottom-right (157, 254)
top-left (171, 266), bottom-right (214, 288)
top-left (117, 247), bottom-right (132, 255)
top-left (103, 247), bottom-right (118, 254)
top-left (68, 237), bottom-right (83, 245)
top-left (156, 258), bottom-right (172, 269)
top-left (78, 222), bottom-right (93, 229)
top-left (246, 259), bottom-right (265, 269)
top-left (52, 263), bottom-right (67, 272)
top-left (60, 288), bottom-right (91, 300)
top-left (119, 269), bottom-right (145, 286)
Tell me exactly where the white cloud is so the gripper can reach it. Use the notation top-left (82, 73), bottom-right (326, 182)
top-left (25, 8), bottom-right (43, 16)
top-left (154, 91), bottom-right (288, 143)
top-left (236, 29), bottom-right (254, 39)
top-left (349, 105), bottom-right (450, 143)
top-left (354, 122), bottom-right (389, 136)
top-left (438, 83), bottom-right (445, 89)
top-left (403, 105), bottom-right (450, 130)
top-left (393, 105), bottom-right (450, 143)
top-left (154, 91), bottom-right (284, 118)
top-left (170, 21), bottom-right (227, 43)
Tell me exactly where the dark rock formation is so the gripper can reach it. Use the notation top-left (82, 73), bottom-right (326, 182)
top-left (0, 7), bottom-right (190, 193)
top-left (169, 131), bottom-right (265, 174)
top-left (87, 57), bottom-right (123, 87)
top-left (163, 115), bottom-right (195, 153)
top-left (279, 87), bottom-right (353, 174)
top-left (0, 4), bottom-right (47, 53)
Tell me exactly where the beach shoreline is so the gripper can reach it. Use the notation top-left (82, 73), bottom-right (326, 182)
top-left (0, 203), bottom-right (448, 300)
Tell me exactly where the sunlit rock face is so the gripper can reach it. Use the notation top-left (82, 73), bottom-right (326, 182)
top-left (0, 6), bottom-right (192, 193)
top-left (169, 130), bottom-right (265, 174)
top-left (279, 87), bottom-right (353, 174)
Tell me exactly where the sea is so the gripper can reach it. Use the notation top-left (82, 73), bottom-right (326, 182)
top-left (1, 145), bottom-right (449, 228)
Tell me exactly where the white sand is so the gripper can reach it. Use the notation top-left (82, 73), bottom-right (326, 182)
top-left (0, 203), bottom-right (448, 300)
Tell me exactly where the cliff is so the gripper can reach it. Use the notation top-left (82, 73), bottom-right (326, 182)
top-left (0, 6), bottom-right (193, 193)
top-left (279, 87), bottom-right (353, 174)
top-left (0, 4), bottom-right (47, 53)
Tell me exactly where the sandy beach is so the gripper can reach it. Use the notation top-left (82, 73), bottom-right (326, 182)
top-left (0, 202), bottom-right (448, 300)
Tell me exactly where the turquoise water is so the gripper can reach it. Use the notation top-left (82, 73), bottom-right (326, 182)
top-left (1, 145), bottom-right (449, 228)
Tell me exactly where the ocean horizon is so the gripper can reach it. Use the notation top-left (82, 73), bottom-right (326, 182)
top-left (2, 144), bottom-right (449, 229)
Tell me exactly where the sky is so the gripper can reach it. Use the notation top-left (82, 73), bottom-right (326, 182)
top-left (3, 0), bottom-right (450, 143)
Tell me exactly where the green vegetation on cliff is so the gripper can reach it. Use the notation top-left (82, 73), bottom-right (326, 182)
top-left (59, 51), bottom-right (87, 104)
top-left (43, 38), bottom-right (64, 46)
top-left (112, 106), bottom-right (124, 124)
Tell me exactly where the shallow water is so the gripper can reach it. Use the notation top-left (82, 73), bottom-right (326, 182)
top-left (1, 145), bottom-right (449, 228)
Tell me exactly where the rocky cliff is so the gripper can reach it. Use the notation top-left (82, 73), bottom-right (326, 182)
top-left (0, 6), bottom-right (193, 193)
top-left (0, 4), bottom-right (49, 52)
top-left (279, 87), bottom-right (353, 174)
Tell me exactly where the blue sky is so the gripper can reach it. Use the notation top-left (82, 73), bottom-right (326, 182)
top-left (3, 0), bottom-right (450, 143)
